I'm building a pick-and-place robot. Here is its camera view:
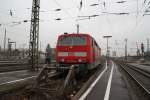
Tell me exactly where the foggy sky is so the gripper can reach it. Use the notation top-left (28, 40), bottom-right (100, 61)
top-left (0, 0), bottom-right (150, 56)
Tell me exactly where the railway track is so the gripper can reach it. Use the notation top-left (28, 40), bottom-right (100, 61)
top-left (0, 62), bottom-right (105, 100)
top-left (0, 62), bottom-right (52, 72)
top-left (0, 59), bottom-right (29, 72)
top-left (116, 61), bottom-right (150, 100)
top-left (22, 65), bottom-right (103, 100)
top-left (0, 64), bottom-right (30, 72)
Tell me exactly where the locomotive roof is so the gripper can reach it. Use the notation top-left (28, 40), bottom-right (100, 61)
top-left (59, 33), bottom-right (95, 43)
top-left (59, 33), bottom-right (90, 37)
top-left (58, 33), bottom-right (101, 49)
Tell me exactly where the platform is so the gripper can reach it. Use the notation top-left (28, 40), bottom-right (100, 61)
top-left (80, 61), bottom-right (131, 100)
top-left (0, 70), bottom-right (37, 84)
top-left (0, 70), bottom-right (38, 93)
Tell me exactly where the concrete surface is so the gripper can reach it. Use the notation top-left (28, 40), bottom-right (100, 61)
top-left (82, 61), bottom-right (131, 100)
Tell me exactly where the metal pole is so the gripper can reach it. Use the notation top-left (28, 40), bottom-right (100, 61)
top-left (23, 44), bottom-right (24, 58)
top-left (77, 24), bottom-right (79, 34)
top-left (15, 41), bottom-right (16, 50)
top-left (29, 0), bottom-right (40, 71)
top-left (4, 28), bottom-right (6, 54)
top-left (103, 35), bottom-right (112, 58)
top-left (147, 38), bottom-right (149, 52)
top-left (125, 38), bottom-right (127, 62)
top-left (23, 43), bottom-right (26, 58)
top-left (8, 38), bottom-right (11, 57)
top-left (8, 38), bottom-right (10, 50)
top-left (107, 38), bottom-right (108, 56)
top-left (39, 41), bottom-right (41, 58)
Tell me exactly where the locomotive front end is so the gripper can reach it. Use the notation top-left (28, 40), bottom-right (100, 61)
top-left (56, 34), bottom-right (89, 73)
top-left (57, 34), bottom-right (88, 63)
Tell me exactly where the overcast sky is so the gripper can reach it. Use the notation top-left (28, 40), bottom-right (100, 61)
top-left (0, 0), bottom-right (150, 56)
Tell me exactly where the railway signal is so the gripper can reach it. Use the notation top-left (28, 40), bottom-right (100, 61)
top-left (141, 43), bottom-right (144, 56)
top-left (9, 10), bottom-right (13, 16)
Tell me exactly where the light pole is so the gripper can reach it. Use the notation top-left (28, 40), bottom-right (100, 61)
top-left (77, 24), bottom-right (79, 34)
top-left (14, 41), bottom-right (16, 50)
top-left (103, 35), bottom-right (112, 58)
top-left (4, 28), bottom-right (6, 54)
top-left (23, 43), bottom-right (26, 58)
top-left (75, 14), bottom-right (99, 34)
top-left (125, 38), bottom-right (127, 62)
top-left (147, 38), bottom-right (149, 52)
top-left (7, 38), bottom-right (11, 57)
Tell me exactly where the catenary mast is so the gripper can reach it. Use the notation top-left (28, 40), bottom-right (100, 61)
top-left (29, 0), bottom-right (40, 70)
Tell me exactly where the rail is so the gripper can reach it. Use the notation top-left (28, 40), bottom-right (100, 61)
top-left (127, 64), bottom-right (150, 78)
top-left (116, 61), bottom-right (150, 95)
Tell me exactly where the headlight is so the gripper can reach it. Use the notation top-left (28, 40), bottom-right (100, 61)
top-left (61, 59), bottom-right (64, 62)
top-left (78, 59), bottom-right (82, 62)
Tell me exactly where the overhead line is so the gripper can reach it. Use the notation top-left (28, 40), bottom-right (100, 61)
top-left (52, 0), bottom-right (73, 18)
top-left (136, 0), bottom-right (139, 26)
top-left (130, 0), bottom-right (149, 34)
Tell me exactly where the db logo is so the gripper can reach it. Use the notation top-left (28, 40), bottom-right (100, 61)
top-left (68, 52), bottom-right (74, 56)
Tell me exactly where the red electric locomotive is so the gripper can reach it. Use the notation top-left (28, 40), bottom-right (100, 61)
top-left (56, 33), bottom-right (101, 73)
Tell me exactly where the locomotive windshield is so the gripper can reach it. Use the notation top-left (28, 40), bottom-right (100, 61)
top-left (58, 36), bottom-right (86, 46)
